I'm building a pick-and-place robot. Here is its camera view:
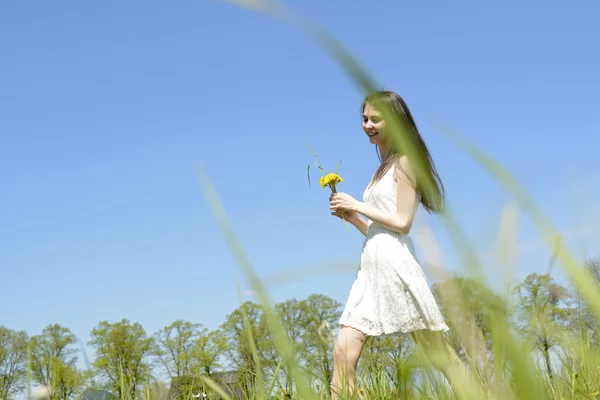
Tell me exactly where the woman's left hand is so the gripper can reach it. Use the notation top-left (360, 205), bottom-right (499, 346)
top-left (330, 192), bottom-right (360, 212)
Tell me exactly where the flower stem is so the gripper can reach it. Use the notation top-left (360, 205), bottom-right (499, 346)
top-left (330, 183), bottom-right (349, 232)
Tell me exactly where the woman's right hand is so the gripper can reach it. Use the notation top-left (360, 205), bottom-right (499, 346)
top-left (331, 209), bottom-right (358, 223)
top-left (330, 195), bottom-right (369, 236)
top-left (330, 194), bottom-right (359, 223)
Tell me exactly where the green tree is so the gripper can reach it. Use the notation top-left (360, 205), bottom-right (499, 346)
top-left (29, 324), bottom-right (83, 400)
top-left (0, 327), bottom-right (28, 400)
top-left (153, 320), bottom-right (201, 378)
top-left (572, 258), bottom-right (600, 345)
top-left (301, 294), bottom-right (342, 392)
top-left (88, 319), bottom-right (154, 400)
top-left (360, 335), bottom-right (414, 394)
top-left (274, 298), bottom-right (309, 394)
top-left (219, 301), bottom-right (275, 396)
top-left (190, 329), bottom-right (228, 377)
top-left (514, 273), bottom-right (574, 381)
top-left (238, 294), bottom-right (342, 396)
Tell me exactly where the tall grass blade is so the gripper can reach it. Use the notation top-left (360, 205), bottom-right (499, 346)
top-left (497, 201), bottom-right (519, 296)
top-left (237, 283), bottom-right (265, 399)
top-left (198, 167), bottom-right (318, 399)
top-left (200, 375), bottom-right (234, 400)
top-left (217, 0), bottom-right (379, 93)
top-left (434, 122), bottom-right (600, 323)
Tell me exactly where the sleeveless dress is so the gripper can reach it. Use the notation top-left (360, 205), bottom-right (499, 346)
top-left (338, 165), bottom-right (449, 336)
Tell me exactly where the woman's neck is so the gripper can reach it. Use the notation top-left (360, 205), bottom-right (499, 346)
top-left (378, 144), bottom-right (393, 162)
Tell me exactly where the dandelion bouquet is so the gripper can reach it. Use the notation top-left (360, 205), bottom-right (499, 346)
top-left (307, 145), bottom-right (349, 231)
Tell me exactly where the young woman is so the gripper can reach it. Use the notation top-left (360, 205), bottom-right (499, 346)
top-left (329, 90), bottom-right (465, 397)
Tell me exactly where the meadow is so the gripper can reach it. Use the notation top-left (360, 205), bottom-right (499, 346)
top-left (2, 257), bottom-right (600, 400)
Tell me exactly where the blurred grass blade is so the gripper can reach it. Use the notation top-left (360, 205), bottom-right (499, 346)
top-left (266, 358), bottom-right (285, 397)
top-left (217, 0), bottom-right (378, 93)
top-left (236, 283), bottom-right (265, 399)
top-left (546, 234), bottom-right (561, 275)
top-left (497, 201), bottom-right (519, 295)
top-left (435, 121), bottom-right (600, 322)
top-left (439, 205), bottom-right (487, 283)
top-left (198, 167), bottom-right (318, 399)
top-left (200, 375), bottom-right (233, 400)
top-left (489, 311), bottom-right (542, 399)
top-left (413, 222), bottom-right (451, 281)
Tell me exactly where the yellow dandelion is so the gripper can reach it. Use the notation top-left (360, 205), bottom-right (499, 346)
top-left (319, 175), bottom-right (326, 188)
top-left (320, 172), bottom-right (344, 190)
top-left (306, 146), bottom-right (348, 231)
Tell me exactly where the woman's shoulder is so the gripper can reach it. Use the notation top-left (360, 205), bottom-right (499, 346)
top-left (393, 155), bottom-right (416, 186)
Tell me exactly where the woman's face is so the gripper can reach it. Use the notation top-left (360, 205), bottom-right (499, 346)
top-left (362, 103), bottom-right (387, 145)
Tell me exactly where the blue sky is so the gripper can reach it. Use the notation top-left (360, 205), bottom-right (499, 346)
top-left (1, 0), bottom-right (599, 374)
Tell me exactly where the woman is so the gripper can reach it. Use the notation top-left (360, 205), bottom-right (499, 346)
top-left (329, 90), bottom-right (465, 397)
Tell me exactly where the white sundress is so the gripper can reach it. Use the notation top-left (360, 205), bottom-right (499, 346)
top-left (339, 165), bottom-right (449, 337)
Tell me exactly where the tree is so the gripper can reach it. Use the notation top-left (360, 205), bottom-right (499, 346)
top-left (513, 273), bottom-right (574, 381)
top-left (571, 257), bottom-right (600, 345)
top-left (88, 319), bottom-right (154, 400)
top-left (219, 301), bottom-right (275, 396)
top-left (260, 295), bottom-right (343, 395)
top-left (167, 375), bottom-right (207, 400)
top-left (29, 324), bottom-right (83, 400)
top-left (274, 298), bottom-right (309, 394)
top-left (300, 294), bottom-right (342, 391)
top-left (190, 329), bottom-right (228, 377)
top-left (153, 320), bottom-right (201, 378)
top-left (0, 327), bottom-right (28, 400)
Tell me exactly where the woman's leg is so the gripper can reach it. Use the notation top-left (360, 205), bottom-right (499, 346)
top-left (331, 326), bottom-right (367, 399)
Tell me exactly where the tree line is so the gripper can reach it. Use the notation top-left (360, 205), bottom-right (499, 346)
top-left (1, 257), bottom-right (599, 399)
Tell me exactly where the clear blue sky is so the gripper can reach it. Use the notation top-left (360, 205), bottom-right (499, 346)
top-left (1, 0), bottom-right (599, 372)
